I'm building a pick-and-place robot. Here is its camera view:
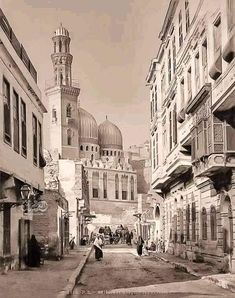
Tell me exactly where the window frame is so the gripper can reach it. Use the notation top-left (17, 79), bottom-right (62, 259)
top-left (13, 89), bottom-right (20, 153)
top-left (32, 113), bottom-right (38, 166)
top-left (3, 77), bottom-right (11, 145)
top-left (21, 99), bottom-right (27, 157)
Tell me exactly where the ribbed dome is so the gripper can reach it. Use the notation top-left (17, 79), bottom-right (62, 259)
top-left (78, 107), bottom-right (98, 144)
top-left (98, 118), bottom-right (123, 150)
top-left (54, 23), bottom-right (69, 37)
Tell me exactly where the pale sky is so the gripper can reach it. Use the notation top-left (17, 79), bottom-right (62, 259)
top-left (1, 0), bottom-right (168, 149)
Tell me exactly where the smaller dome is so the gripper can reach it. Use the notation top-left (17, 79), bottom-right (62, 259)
top-left (98, 117), bottom-right (123, 150)
top-left (54, 23), bottom-right (69, 37)
top-left (78, 107), bottom-right (98, 144)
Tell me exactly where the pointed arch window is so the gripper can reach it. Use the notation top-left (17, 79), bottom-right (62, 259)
top-left (80, 145), bottom-right (83, 151)
top-left (115, 174), bottom-right (119, 199)
top-left (92, 172), bottom-right (99, 198)
top-left (67, 129), bottom-right (72, 146)
top-left (59, 39), bottom-right (62, 52)
top-left (121, 175), bottom-right (128, 200)
top-left (210, 206), bottom-right (217, 240)
top-left (186, 204), bottom-right (190, 241)
top-left (202, 207), bottom-right (207, 240)
top-left (103, 172), bottom-right (107, 199)
top-left (130, 176), bottom-right (134, 200)
top-left (86, 145), bottom-right (89, 151)
top-left (66, 104), bottom-right (72, 118)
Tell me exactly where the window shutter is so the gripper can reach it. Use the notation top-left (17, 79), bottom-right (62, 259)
top-left (173, 106), bottom-right (177, 144)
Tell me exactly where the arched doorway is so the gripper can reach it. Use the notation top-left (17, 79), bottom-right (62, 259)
top-left (221, 194), bottom-right (233, 271)
top-left (154, 205), bottom-right (160, 241)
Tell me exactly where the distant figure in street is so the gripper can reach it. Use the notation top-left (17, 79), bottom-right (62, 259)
top-left (93, 234), bottom-right (103, 261)
top-left (69, 236), bottom-right (76, 250)
top-left (126, 231), bottom-right (132, 245)
top-left (136, 236), bottom-right (144, 257)
top-left (149, 241), bottom-right (157, 251)
top-left (28, 235), bottom-right (41, 267)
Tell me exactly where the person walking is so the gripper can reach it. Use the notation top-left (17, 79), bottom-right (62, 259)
top-left (136, 236), bottom-right (144, 257)
top-left (93, 234), bottom-right (103, 261)
top-left (28, 234), bottom-right (41, 267)
top-left (69, 236), bottom-right (76, 249)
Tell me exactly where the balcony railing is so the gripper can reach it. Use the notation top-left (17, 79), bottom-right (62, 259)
top-left (45, 79), bottom-right (80, 90)
top-left (0, 9), bottom-right (37, 83)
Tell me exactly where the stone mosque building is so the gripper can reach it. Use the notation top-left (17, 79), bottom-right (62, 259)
top-left (44, 24), bottom-right (138, 243)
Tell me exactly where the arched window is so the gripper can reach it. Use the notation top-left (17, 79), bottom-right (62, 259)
top-left (121, 175), bottom-right (128, 200)
top-left (179, 208), bottom-right (184, 243)
top-left (60, 72), bottom-right (63, 85)
top-left (59, 39), bottom-right (62, 52)
top-left (92, 172), bottom-right (99, 198)
top-left (54, 42), bottom-right (56, 53)
top-left (103, 172), bottom-right (107, 199)
top-left (91, 146), bottom-right (93, 151)
top-left (66, 104), bottom-right (72, 118)
top-left (67, 129), bottom-right (72, 145)
top-left (202, 207), bottom-right (207, 240)
top-left (192, 202), bottom-right (196, 242)
top-left (130, 176), bottom-right (134, 200)
top-left (110, 151), bottom-right (113, 156)
top-left (115, 174), bottom-right (119, 199)
top-left (95, 147), bottom-right (98, 152)
top-left (186, 204), bottom-right (190, 241)
top-left (210, 206), bottom-right (217, 240)
top-left (107, 151), bottom-right (109, 156)
top-left (91, 154), bottom-right (94, 161)
top-left (80, 145), bottom-right (83, 151)
top-left (114, 151), bottom-right (116, 156)
top-left (86, 146), bottom-right (89, 151)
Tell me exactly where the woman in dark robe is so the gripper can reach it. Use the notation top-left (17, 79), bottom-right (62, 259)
top-left (28, 235), bottom-right (41, 267)
top-left (136, 236), bottom-right (144, 257)
top-left (93, 235), bottom-right (103, 261)
top-left (126, 231), bottom-right (132, 245)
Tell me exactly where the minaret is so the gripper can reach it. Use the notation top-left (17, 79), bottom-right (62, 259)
top-left (51, 23), bottom-right (73, 86)
top-left (46, 24), bottom-right (80, 160)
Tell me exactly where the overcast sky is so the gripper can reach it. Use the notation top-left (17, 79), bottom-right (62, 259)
top-left (1, 0), bottom-right (168, 149)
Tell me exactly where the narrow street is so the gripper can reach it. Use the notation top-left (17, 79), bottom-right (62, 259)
top-left (72, 246), bottom-right (234, 298)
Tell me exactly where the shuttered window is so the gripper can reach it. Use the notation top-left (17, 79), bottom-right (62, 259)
top-left (32, 114), bottom-right (37, 165)
top-left (13, 90), bottom-right (19, 152)
top-left (186, 204), bottom-right (190, 241)
top-left (192, 202), bottom-right (196, 242)
top-left (3, 77), bottom-right (11, 144)
top-left (21, 100), bottom-right (27, 157)
top-left (202, 207), bottom-right (207, 240)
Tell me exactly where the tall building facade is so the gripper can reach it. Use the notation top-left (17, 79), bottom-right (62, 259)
top-left (0, 9), bottom-right (46, 269)
top-left (45, 25), bottom-right (138, 241)
top-left (147, 0), bottom-right (235, 272)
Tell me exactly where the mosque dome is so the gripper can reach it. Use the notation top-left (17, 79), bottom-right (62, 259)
top-left (98, 118), bottom-right (123, 150)
top-left (54, 23), bottom-right (70, 37)
top-left (78, 107), bottom-right (98, 144)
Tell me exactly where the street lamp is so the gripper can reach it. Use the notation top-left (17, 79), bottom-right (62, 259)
top-left (20, 184), bottom-right (31, 201)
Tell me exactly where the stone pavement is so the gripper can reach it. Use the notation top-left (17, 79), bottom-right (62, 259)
top-left (0, 248), bottom-right (89, 298)
top-left (151, 251), bottom-right (235, 293)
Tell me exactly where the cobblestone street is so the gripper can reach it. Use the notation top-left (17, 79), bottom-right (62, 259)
top-left (72, 247), bottom-right (234, 298)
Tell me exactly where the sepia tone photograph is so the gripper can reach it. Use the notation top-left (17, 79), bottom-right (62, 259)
top-left (0, 0), bottom-right (235, 297)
